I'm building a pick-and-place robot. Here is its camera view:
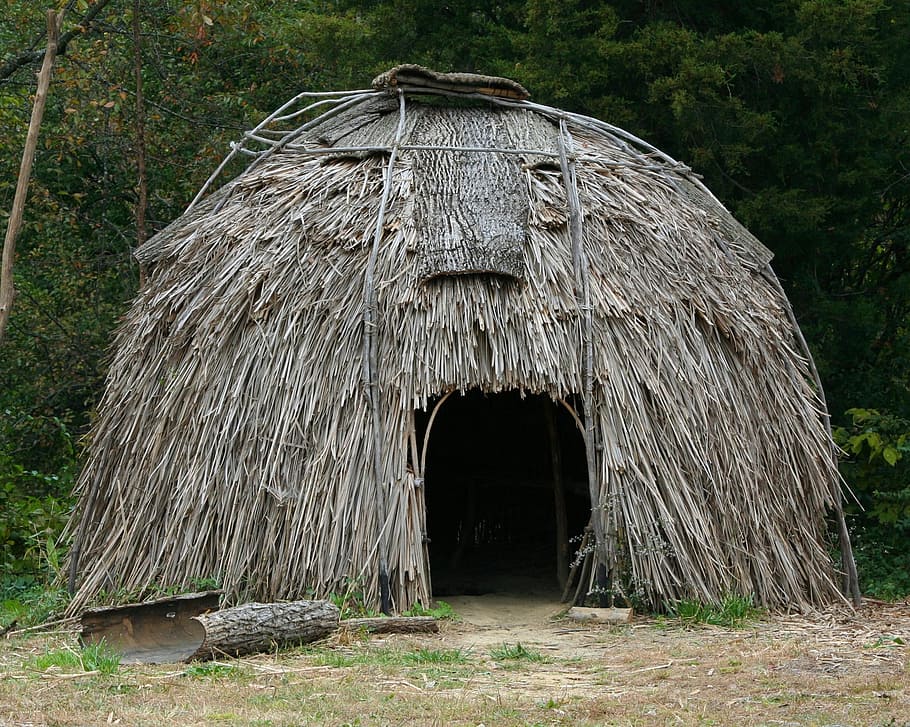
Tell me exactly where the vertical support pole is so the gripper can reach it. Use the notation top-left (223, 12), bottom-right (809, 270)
top-left (363, 90), bottom-right (407, 614)
top-left (408, 418), bottom-right (432, 604)
top-left (544, 400), bottom-right (569, 589)
top-left (557, 118), bottom-right (612, 602)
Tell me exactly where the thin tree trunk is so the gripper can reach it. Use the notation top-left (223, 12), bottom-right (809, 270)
top-left (0, 9), bottom-right (63, 346)
top-left (132, 0), bottom-right (149, 286)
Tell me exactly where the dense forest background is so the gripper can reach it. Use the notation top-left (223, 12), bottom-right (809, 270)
top-left (2, 0), bottom-right (909, 613)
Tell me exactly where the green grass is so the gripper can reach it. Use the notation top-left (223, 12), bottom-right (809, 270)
top-left (307, 645), bottom-right (467, 668)
top-left (400, 647), bottom-right (467, 665)
top-left (490, 642), bottom-right (547, 663)
top-left (183, 662), bottom-right (241, 678)
top-left (401, 599), bottom-right (458, 620)
top-left (669, 594), bottom-right (762, 628)
top-left (32, 641), bottom-right (121, 675)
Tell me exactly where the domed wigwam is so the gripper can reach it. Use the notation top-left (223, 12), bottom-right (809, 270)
top-left (66, 65), bottom-right (859, 614)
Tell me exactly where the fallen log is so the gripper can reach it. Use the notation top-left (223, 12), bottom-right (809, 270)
top-left (190, 600), bottom-right (340, 660)
top-left (340, 616), bottom-right (439, 634)
top-left (80, 591), bottom-right (221, 664)
top-left (81, 594), bottom-right (441, 663)
top-left (80, 593), bottom-right (339, 663)
top-left (567, 606), bottom-right (634, 624)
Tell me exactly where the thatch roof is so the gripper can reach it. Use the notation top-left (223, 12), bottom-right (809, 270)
top-left (66, 66), bottom-right (855, 614)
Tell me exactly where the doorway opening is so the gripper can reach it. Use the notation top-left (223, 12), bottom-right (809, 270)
top-left (417, 390), bottom-right (590, 598)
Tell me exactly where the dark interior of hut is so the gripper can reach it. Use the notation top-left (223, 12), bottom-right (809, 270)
top-left (418, 390), bottom-right (590, 598)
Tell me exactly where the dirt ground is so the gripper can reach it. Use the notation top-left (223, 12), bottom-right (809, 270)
top-left (442, 594), bottom-right (909, 710)
top-left (1, 594), bottom-right (908, 727)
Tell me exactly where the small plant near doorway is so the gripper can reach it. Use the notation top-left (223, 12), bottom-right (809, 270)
top-left (328, 578), bottom-right (380, 619)
top-left (401, 600), bottom-right (458, 620)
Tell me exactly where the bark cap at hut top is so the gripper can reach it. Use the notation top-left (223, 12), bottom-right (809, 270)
top-left (372, 64), bottom-right (531, 100)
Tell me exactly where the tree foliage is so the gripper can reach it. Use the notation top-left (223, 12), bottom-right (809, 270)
top-left (2, 0), bottom-right (909, 599)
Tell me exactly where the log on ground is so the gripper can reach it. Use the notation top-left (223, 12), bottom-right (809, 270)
top-left (567, 606), bottom-right (634, 624)
top-left (80, 590), bottom-right (222, 664)
top-left (190, 600), bottom-right (340, 661)
top-left (340, 616), bottom-right (439, 634)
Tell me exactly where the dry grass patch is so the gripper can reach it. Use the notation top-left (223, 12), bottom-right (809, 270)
top-left (1, 602), bottom-right (908, 726)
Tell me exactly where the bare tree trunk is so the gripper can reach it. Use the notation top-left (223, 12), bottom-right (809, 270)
top-left (132, 0), bottom-right (149, 286)
top-left (0, 9), bottom-right (63, 346)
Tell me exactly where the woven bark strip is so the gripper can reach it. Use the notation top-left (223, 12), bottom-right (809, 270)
top-left (411, 108), bottom-right (529, 282)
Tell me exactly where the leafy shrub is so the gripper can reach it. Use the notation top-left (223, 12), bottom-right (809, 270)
top-left (834, 408), bottom-right (910, 599)
top-left (1, 578), bottom-right (69, 628)
top-left (851, 523), bottom-right (910, 601)
top-left (835, 408), bottom-right (910, 523)
top-left (0, 411), bottom-right (75, 582)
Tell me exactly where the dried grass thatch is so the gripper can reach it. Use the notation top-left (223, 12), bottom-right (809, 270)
top-left (65, 67), bottom-right (857, 614)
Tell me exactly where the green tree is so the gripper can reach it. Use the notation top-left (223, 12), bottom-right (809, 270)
top-left (1, 0), bottom-right (909, 599)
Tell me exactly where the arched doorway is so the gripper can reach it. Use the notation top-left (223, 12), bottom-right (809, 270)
top-left (416, 390), bottom-right (590, 598)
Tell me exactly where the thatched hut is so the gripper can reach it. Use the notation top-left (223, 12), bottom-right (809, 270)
top-left (66, 66), bottom-right (858, 614)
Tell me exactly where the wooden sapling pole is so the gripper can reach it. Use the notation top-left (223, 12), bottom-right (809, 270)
top-left (363, 90), bottom-right (406, 614)
top-left (561, 525), bottom-right (590, 603)
top-left (544, 401), bottom-right (570, 589)
top-left (0, 9), bottom-right (63, 346)
top-left (557, 118), bottom-right (611, 604)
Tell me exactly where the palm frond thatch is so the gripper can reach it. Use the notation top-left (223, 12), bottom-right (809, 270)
top-left (66, 69), bottom-right (853, 614)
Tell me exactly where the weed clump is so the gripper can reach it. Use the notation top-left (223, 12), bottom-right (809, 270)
top-left (490, 642), bottom-right (546, 662)
top-left (669, 594), bottom-right (762, 628)
top-left (401, 600), bottom-right (457, 620)
top-left (33, 641), bottom-right (121, 675)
